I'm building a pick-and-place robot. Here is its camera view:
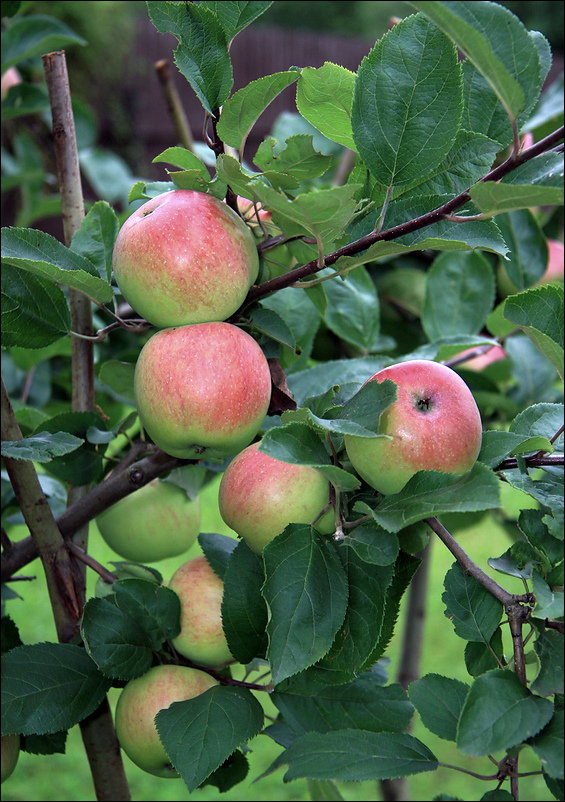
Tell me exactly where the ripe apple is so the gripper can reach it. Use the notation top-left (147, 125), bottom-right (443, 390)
top-left (218, 441), bottom-right (335, 554)
top-left (133, 322), bottom-right (272, 459)
top-left (95, 478), bottom-right (201, 563)
top-left (236, 195), bottom-right (272, 224)
top-left (112, 189), bottom-right (259, 328)
top-left (1, 734), bottom-right (20, 784)
top-left (168, 555), bottom-right (234, 667)
top-left (344, 360), bottom-right (483, 495)
top-left (115, 664), bottom-right (218, 778)
top-left (458, 344), bottom-right (507, 372)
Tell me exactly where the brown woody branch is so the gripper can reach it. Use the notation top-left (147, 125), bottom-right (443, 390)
top-left (236, 124), bottom-right (564, 312)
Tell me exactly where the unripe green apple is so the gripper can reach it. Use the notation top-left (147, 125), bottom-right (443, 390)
top-left (112, 189), bottom-right (259, 328)
top-left (1, 734), bottom-right (20, 784)
top-left (218, 442), bottom-right (335, 554)
top-left (344, 360), bottom-right (482, 495)
top-left (96, 478), bottom-right (201, 563)
top-left (114, 664), bottom-right (218, 778)
top-left (168, 555), bottom-right (233, 667)
top-left (133, 322), bottom-right (272, 459)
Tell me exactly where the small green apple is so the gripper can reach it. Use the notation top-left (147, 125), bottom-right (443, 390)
top-left (115, 664), bottom-right (218, 778)
top-left (1, 734), bottom-right (20, 784)
top-left (133, 322), bottom-right (272, 460)
top-left (218, 441), bottom-right (335, 554)
top-left (96, 478), bottom-right (201, 563)
top-left (168, 555), bottom-right (233, 667)
top-left (344, 360), bottom-right (483, 495)
top-left (112, 189), bottom-right (259, 329)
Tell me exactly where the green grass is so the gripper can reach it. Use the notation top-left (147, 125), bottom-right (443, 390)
top-left (2, 478), bottom-right (553, 801)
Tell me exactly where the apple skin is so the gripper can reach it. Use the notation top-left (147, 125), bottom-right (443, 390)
top-left (96, 478), bottom-right (201, 563)
top-left (115, 664), bottom-right (218, 778)
top-left (1, 734), bottom-right (20, 784)
top-left (218, 442), bottom-right (335, 554)
top-left (133, 322), bottom-right (272, 459)
top-left (168, 555), bottom-right (234, 667)
top-left (112, 189), bottom-right (259, 328)
top-left (344, 360), bottom-right (483, 495)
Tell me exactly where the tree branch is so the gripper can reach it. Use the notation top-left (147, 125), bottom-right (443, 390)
top-left (237, 124), bottom-right (564, 311)
top-left (1, 448), bottom-right (190, 581)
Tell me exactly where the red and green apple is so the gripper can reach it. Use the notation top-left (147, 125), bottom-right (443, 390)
top-left (344, 360), bottom-right (483, 495)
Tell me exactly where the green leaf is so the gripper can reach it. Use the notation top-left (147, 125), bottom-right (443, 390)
top-left (113, 579), bottom-right (182, 651)
top-left (442, 562), bottom-right (503, 644)
top-left (402, 129), bottom-right (501, 199)
top-left (410, 1), bottom-right (539, 121)
top-left (254, 134), bottom-right (332, 182)
top-left (1, 15), bottom-right (86, 73)
top-left (248, 307), bottom-right (296, 350)
top-left (200, 1), bottom-right (273, 42)
top-left (1, 264), bottom-right (70, 348)
top-left (1, 643), bottom-right (111, 736)
top-left (532, 630), bottom-right (565, 697)
top-left (156, 685), bottom-right (264, 791)
top-left (283, 729), bottom-right (438, 781)
top-left (342, 521), bottom-right (399, 566)
top-left (296, 62), bottom-right (356, 150)
top-left (1, 227), bottom-right (113, 304)
top-left (478, 430), bottom-right (553, 469)
top-left (257, 420), bottom-right (358, 492)
top-left (81, 597), bottom-right (153, 680)
top-left (221, 541), bottom-right (268, 664)
top-left (496, 209), bottom-right (549, 292)
top-left (503, 284), bottom-right (564, 381)
top-left (408, 674), bottom-right (470, 742)
top-left (461, 61), bottom-right (513, 148)
top-left (147, 1), bottom-right (232, 116)
top-left (294, 378), bottom-right (397, 439)
top-left (263, 525), bottom-right (348, 685)
top-left (370, 463), bottom-right (501, 534)
top-left (98, 360), bottom-right (136, 403)
top-left (32, 411), bottom-right (108, 485)
top-left (422, 250), bottom-right (495, 341)
top-left (70, 200), bottom-right (119, 283)
top-left (385, 195), bottom-right (510, 258)
top-left (216, 70), bottom-right (299, 153)
top-left (272, 669), bottom-right (413, 735)
top-left (528, 710), bottom-right (564, 780)
top-left (1, 430), bottom-right (83, 462)
top-left (323, 266), bottom-right (380, 351)
top-left (351, 13), bottom-right (462, 187)
top-left (464, 628), bottom-right (506, 678)
top-left (312, 550), bottom-right (395, 683)
top-left (471, 154), bottom-right (564, 215)
top-left (152, 147), bottom-right (211, 185)
top-left (198, 532), bottom-right (238, 581)
top-left (457, 669), bottom-right (554, 756)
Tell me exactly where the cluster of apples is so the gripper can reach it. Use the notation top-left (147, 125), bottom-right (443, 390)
top-left (98, 188), bottom-right (485, 779)
top-left (114, 555), bottom-right (231, 778)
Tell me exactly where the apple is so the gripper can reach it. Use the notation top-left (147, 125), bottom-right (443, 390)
top-left (1, 734), bottom-right (20, 784)
top-left (218, 441), bottom-right (335, 554)
top-left (236, 195), bottom-right (272, 224)
top-left (344, 360), bottom-right (483, 495)
top-left (114, 664), bottom-right (218, 778)
top-left (133, 322), bottom-right (272, 459)
top-left (95, 478), bottom-right (201, 563)
top-left (458, 344), bottom-right (507, 372)
top-left (168, 555), bottom-right (233, 667)
top-left (112, 189), bottom-right (259, 328)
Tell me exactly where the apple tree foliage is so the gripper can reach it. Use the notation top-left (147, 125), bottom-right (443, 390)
top-left (1, 1), bottom-right (564, 800)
